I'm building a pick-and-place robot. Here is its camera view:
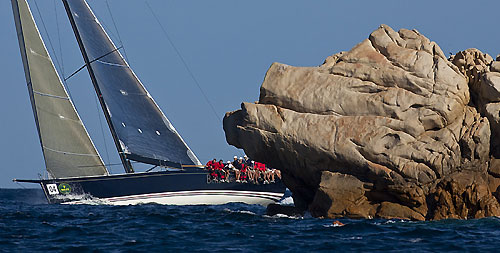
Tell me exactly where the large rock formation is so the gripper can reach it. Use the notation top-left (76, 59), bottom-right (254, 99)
top-left (224, 24), bottom-right (500, 220)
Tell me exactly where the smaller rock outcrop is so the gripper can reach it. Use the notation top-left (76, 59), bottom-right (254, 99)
top-left (428, 171), bottom-right (500, 220)
top-left (309, 172), bottom-right (377, 219)
top-left (451, 49), bottom-right (500, 156)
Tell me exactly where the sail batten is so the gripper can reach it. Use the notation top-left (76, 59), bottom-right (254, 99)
top-left (33, 90), bottom-right (71, 100)
top-left (63, 0), bottom-right (201, 169)
top-left (42, 146), bottom-right (102, 157)
top-left (12, 0), bottom-right (108, 178)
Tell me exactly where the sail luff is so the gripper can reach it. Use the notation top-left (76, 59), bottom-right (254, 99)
top-left (11, 0), bottom-right (109, 178)
top-left (11, 0), bottom-right (47, 173)
top-left (63, 0), bottom-right (201, 168)
top-left (62, 0), bottom-right (134, 173)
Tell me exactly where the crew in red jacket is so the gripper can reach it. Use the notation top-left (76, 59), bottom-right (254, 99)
top-left (205, 158), bottom-right (218, 181)
top-left (239, 158), bottom-right (248, 182)
top-left (254, 162), bottom-right (265, 171)
top-left (217, 159), bottom-right (226, 182)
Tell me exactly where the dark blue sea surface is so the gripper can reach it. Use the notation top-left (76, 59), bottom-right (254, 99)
top-left (1, 188), bottom-right (500, 252)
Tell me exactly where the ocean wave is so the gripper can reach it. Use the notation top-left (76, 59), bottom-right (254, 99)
top-left (2, 189), bottom-right (500, 252)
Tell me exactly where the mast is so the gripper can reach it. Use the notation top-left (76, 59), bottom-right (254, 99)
top-left (62, 0), bottom-right (134, 173)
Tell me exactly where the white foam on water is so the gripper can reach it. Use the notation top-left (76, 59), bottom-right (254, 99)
top-left (323, 223), bottom-right (345, 228)
top-left (278, 196), bottom-right (294, 206)
top-left (59, 194), bottom-right (113, 205)
top-left (373, 219), bottom-right (413, 226)
top-left (409, 238), bottom-right (422, 243)
top-left (238, 210), bottom-right (256, 215)
top-left (223, 208), bottom-right (257, 216)
top-left (263, 213), bottom-right (303, 220)
top-left (53, 193), bottom-right (88, 201)
top-left (384, 219), bottom-right (412, 224)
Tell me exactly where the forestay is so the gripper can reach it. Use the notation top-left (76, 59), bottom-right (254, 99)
top-left (11, 0), bottom-right (108, 178)
top-left (63, 0), bottom-right (201, 168)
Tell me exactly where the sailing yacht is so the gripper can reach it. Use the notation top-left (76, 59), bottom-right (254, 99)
top-left (11, 0), bottom-right (285, 205)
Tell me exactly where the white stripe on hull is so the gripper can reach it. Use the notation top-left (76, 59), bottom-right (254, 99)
top-left (64, 190), bottom-right (284, 206)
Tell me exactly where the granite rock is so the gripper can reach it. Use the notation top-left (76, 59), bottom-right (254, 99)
top-left (452, 49), bottom-right (500, 156)
top-left (224, 25), bottom-right (500, 220)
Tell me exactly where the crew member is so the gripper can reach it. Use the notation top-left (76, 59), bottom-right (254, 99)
top-left (206, 158), bottom-right (218, 181)
top-left (255, 161), bottom-right (267, 183)
top-left (217, 159), bottom-right (226, 182)
top-left (239, 157), bottom-right (247, 182)
top-left (223, 161), bottom-right (233, 182)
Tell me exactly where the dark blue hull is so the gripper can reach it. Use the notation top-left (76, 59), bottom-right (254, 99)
top-left (28, 168), bottom-right (286, 205)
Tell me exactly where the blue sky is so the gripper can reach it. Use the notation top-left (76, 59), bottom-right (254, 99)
top-left (1, 0), bottom-right (499, 188)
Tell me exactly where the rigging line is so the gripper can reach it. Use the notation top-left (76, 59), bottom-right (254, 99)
top-left (15, 182), bottom-right (27, 190)
top-left (64, 46), bottom-right (123, 81)
top-left (87, 1), bottom-right (120, 49)
top-left (52, 0), bottom-right (73, 101)
top-left (146, 165), bottom-right (158, 172)
top-left (144, 1), bottom-right (245, 158)
top-left (105, 0), bottom-right (129, 63)
top-left (144, 0), bottom-right (221, 123)
top-left (53, 0), bottom-right (64, 79)
top-left (32, 1), bottom-right (64, 82)
top-left (95, 94), bottom-right (111, 173)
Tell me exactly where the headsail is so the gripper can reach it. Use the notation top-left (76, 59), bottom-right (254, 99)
top-left (11, 0), bottom-right (108, 178)
top-left (62, 0), bottom-right (201, 169)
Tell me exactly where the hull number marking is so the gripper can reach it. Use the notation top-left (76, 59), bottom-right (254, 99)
top-left (47, 184), bottom-right (59, 195)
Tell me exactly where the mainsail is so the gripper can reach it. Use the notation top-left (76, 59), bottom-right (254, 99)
top-left (11, 0), bottom-right (108, 178)
top-left (62, 0), bottom-right (201, 170)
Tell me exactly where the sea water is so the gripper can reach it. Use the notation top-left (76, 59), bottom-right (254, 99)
top-left (1, 189), bottom-right (500, 252)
